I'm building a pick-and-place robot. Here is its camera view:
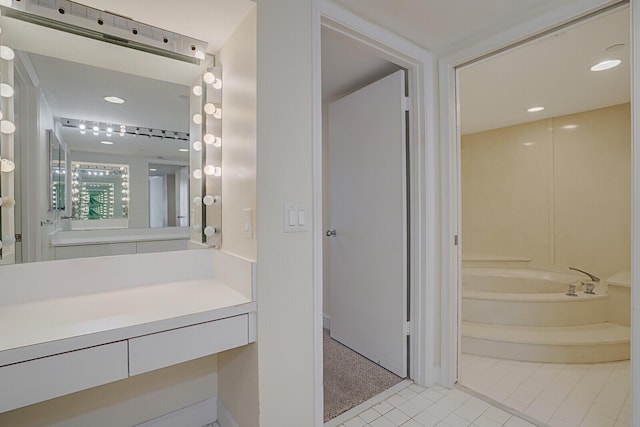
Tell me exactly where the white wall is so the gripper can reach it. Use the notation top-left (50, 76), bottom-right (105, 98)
top-left (462, 104), bottom-right (631, 280)
top-left (216, 7), bottom-right (259, 427)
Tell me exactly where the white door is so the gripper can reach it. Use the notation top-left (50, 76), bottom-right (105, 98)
top-left (327, 70), bottom-right (408, 377)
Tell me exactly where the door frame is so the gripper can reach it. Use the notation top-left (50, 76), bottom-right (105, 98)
top-left (312, 0), bottom-right (437, 423)
top-left (440, 0), bottom-right (638, 424)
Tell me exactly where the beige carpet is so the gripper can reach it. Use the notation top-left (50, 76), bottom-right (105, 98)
top-left (323, 329), bottom-right (403, 421)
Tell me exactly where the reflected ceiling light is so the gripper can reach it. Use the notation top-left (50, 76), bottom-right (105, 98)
top-left (104, 96), bottom-right (125, 104)
top-left (562, 124), bottom-right (579, 130)
top-left (526, 106), bottom-right (544, 113)
top-left (149, 168), bottom-right (157, 172)
top-left (93, 125), bottom-right (99, 132)
top-left (590, 59), bottom-right (621, 72)
top-left (522, 142), bottom-right (535, 147)
top-left (0, 45), bottom-right (15, 61)
top-left (0, 83), bottom-right (13, 98)
top-left (178, 148), bottom-right (189, 152)
top-left (0, 120), bottom-right (15, 134)
top-left (79, 123), bottom-right (86, 130)
top-left (100, 140), bottom-right (114, 145)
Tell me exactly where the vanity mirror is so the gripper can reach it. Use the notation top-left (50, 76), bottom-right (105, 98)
top-left (0, 0), bottom-right (222, 265)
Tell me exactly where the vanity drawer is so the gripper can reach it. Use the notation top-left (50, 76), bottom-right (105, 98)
top-left (0, 341), bottom-right (128, 413)
top-left (128, 314), bottom-right (249, 375)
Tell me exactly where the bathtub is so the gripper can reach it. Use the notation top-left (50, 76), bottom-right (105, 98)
top-left (462, 267), bottom-right (608, 327)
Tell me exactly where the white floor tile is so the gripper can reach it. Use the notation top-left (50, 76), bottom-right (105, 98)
top-left (441, 412), bottom-right (469, 427)
top-left (482, 406), bottom-right (512, 424)
top-left (413, 409), bottom-right (443, 427)
top-left (470, 415), bottom-right (501, 427)
top-left (401, 420), bottom-right (424, 427)
top-left (503, 417), bottom-right (536, 427)
top-left (385, 408), bottom-right (411, 425)
top-left (374, 400), bottom-right (396, 416)
top-left (424, 402), bottom-right (453, 420)
top-left (370, 416), bottom-right (397, 427)
top-left (344, 417), bottom-right (368, 427)
top-left (360, 408), bottom-right (382, 423)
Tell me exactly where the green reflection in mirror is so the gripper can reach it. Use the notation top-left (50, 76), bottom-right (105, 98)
top-left (71, 162), bottom-right (129, 221)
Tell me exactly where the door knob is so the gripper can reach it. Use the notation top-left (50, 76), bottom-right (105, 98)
top-left (326, 229), bottom-right (336, 237)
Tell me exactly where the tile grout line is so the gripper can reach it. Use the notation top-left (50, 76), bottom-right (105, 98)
top-left (455, 383), bottom-right (550, 427)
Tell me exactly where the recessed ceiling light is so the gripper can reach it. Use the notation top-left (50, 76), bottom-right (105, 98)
top-left (590, 59), bottom-right (621, 72)
top-left (561, 124), bottom-right (579, 130)
top-left (523, 142), bottom-right (535, 146)
top-left (178, 148), bottom-right (189, 152)
top-left (527, 106), bottom-right (545, 113)
top-left (100, 140), bottom-right (114, 145)
top-left (149, 168), bottom-right (157, 172)
top-left (104, 96), bottom-right (125, 104)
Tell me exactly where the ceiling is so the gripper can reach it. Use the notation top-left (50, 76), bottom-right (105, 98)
top-left (76, 0), bottom-right (256, 53)
top-left (459, 6), bottom-right (630, 134)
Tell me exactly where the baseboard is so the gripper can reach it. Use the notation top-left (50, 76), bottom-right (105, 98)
top-left (134, 397), bottom-right (217, 427)
top-left (323, 313), bottom-right (330, 330)
top-left (217, 398), bottom-right (240, 427)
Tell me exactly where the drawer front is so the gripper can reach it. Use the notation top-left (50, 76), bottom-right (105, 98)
top-left (0, 341), bottom-right (128, 413)
top-left (129, 315), bottom-right (249, 376)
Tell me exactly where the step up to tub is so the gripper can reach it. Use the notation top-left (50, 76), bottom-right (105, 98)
top-left (462, 321), bottom-right (629, 364)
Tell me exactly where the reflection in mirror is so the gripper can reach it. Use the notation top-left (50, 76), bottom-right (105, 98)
top-left (0, 2), bottom-right (216, 264)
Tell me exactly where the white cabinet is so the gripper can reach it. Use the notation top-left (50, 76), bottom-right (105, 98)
top-left (0, 342), bottom-right (128, 413)
top-left (129, 315), bottom-right (249, 375)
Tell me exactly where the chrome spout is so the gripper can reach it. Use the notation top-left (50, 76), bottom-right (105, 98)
top-left (569, 267), bottom-right (600, 283)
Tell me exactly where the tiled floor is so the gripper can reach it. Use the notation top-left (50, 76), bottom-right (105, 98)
top-left (459, 354), bottom-right (630, 427)
top-left (334, 382), bottom-right (537, 427)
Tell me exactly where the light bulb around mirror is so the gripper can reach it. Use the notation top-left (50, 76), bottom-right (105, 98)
top-left (204, 103), bottom-right (216, 115)
top-left (195, 50), bottom-right (205, 60)
top-left (192, 169), bottom-right (202, 179)
top-left (192, 85), bottom-right (203, 96)
top-left (192, 141), bottom-right (202, 151)
top-left (213, 137), bottom-right (222, 148)
top-left (213, 108), bottom-right (222, 120)
top-left (203, 195), bottom-right (214, 206)
top-left (0, 158), bottom-right (15, 172)
top-left (0, 83), bottom-right (14, 98)
top-left (203, 164), bottom-right (216, 176)
top-left (0, 45), bottom-right (15, 61)
top-left (192, 113), bottom-right (202, 125)
top-left (203, 72), bottom-right (215, 84)
top-left (212, 79), bottom-right (222, 90)
top-left (204, 133), bottom-right (215, 145)
top-left (0, 120), bottom-right (15, 134)
top-left (204, 226), bottom-right (217, 237)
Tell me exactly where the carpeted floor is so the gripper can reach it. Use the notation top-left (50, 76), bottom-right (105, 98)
top-left (323, 329), bottom-right (403, 421)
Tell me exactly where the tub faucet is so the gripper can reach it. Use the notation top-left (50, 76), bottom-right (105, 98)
top-left (569, 267), bottom-right (600, 283)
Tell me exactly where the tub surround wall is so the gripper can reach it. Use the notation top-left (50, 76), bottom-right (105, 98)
top-left (462, 103), bottom-right (631, 281)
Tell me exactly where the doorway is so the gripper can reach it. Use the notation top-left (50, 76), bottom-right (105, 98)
top-left (456, 5), bottom-right (631, 426)
top-left (321, 26), bottom-right (408, 422)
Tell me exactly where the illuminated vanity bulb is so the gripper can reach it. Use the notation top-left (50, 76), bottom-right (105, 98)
top-left (0, 45), bottom-right (15, 61)
top-left (203, 133), bottom-right (215, 145)
top-left (212, 79), bottom-right (222, 90)
top-left (0, 158), bottom-right (15, 172)
top-left (203, 72), bottom-right (215, 84)
top-left (195, 50), bottom-right (205, 60)
top-left (93, 125), bottom-right (99, 132)
top-left (192, 140), bottom-right (203, 151)
top-left (192, 85), bottom-right (203, 96)
top-left (213, 108), bottom-right (222, 120)
top-left (192, 113), bottom-right (202, 125)
top-left (203, 165), bottom-right (215, 175)
top-left (204, 226), bottom-right (217, 237)
top-left (204, 103), bottom-right (216, 115)
top-left (79, 123), bottom-right (86, 130)
top-left (106, 127), bottom-right (113, 133)
top-left (119, 132), bottom-right (125, 137)
top-left (193, 196), bottom-right (202, 206)
top-left (213, 137), bottom-right (222, 148)
top-left (203, 195), bottom-right (214, 205)
top-left (192, 169), bottom-right (202, 179)
top-left (0, 83), bottom-right (13, 98)
top-left (0, 111), bottom-right (3, 121)
top-left (0, 120), bottom-right (15, 134)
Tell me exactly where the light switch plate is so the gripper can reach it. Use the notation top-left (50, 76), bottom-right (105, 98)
top-left (284, 203), bottom-right (307, 233)
top-left (243, 208), bottom-right (253, 239)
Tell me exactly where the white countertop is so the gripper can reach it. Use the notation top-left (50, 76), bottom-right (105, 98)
top-left (0, 279), bottom-right (255, 367)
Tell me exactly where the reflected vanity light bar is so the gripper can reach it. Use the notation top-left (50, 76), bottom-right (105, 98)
top-left (58, 117), bottom-right (189, 141)
top-left (0, 0), bottom-right (209, 64)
